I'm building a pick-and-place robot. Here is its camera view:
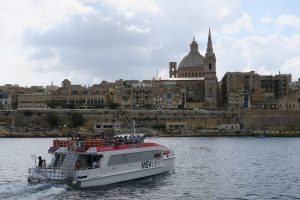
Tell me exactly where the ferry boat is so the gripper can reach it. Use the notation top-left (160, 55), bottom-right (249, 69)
top-left (28, 136), bottom-right (175, 188)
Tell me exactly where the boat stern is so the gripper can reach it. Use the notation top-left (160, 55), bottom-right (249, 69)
top-left (27, 167), bottom-right (73, 184)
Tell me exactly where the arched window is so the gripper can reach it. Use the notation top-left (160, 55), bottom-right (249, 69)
top-left (209, 63), bottom-right (212, 70)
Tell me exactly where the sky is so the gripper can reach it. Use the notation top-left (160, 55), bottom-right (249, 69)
top-left (1, 0), bottom-right (300, 87)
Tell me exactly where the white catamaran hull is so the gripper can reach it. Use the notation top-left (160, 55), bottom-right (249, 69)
top-left (28, 139), bottom-right (175, 188)
top-left (75, 157), bottom-right (175, 188)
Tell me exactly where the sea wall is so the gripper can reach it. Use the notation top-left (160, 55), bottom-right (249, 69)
top-left (1, 109), bottom-right (300, 136)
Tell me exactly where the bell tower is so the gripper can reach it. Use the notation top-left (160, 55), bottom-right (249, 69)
top-left (169, 62), bottom-right (177, 78)
top-left (204, 28), bottom-right (218, 107)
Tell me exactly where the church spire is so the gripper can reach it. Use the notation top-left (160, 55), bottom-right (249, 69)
top-left (206, 27), bottom-right (214, 54)
top-left (190, 35), bottom-right (199, 54)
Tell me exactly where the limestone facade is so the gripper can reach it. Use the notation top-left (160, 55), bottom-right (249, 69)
top-left (168, 29), bottom-right (218, 108)
top-left (18, 94), bottom-right (107, 109)
top-left (152, 80), bottom-right (185, 109)
top-left (221, 71), bottom-right (293, 109)
top-left (0, 92), bottom-right (12, 110)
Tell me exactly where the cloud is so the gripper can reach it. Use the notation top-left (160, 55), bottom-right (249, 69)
top-left (216, 33), bottom-right (300, 80)
top-left (223, 13), bottom-right (253, 34)
top-left (19, 0), bottom-right (243, 86)
top-left (275, 15), bottom-right (300, 29)
top-left (25, 14), bottom-right (160, 84)
top-left (102, 0), bottom-right (161, 18)
top-left (1, 0), bottom-right (299, 87)
top-left (281, 57), bottom-right (300, 79)
top-left (125, 25), bottom-right (151, 33)
top-left (261, 17), bottom-right (272, 24)
top-left (0, 0), bottom-right (96, 86)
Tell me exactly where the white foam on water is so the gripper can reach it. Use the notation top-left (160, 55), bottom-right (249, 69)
top-left (0, 181), bottom-right (30, 198)
top-left (16, 185), bottom-right (67, 200)
top-left (0, 181), bottom-right (67, 200)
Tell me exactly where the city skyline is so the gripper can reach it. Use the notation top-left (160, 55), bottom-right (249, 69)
top-left (0, 0), bottom-right (300, 87)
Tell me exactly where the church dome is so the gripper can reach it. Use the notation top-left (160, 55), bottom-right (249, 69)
top-left (178, 53), bottom-right (204, 69)
top-left (178, 38), bottom-right (204, 69)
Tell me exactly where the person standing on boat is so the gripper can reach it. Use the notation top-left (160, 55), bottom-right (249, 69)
top-left (93, 160), bottom-right (99, 168)
top-left (42, 159), bottom-right (46, 168)
top-left (38, 156), bottom-right (43, 167)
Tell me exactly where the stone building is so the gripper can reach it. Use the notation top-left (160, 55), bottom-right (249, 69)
top-left (113, 80), bottom-right (153, 109)
top-left (18, 79), bottom-right (108, 109)
top-left (89, 81), bottom-right (114, 95)
top-left (0, 84), bottom-right (21, 109)
top-left (275, 78), bottom-right (300, 110)
top-left (260, 74), bottom-right (291, 99)
top-left (47, 94), bottom-right (107, 109)
top-left (221, 71), bottom-right (292, 109)
top-left (168, 29), bottom-right (218, 109)
top-left (18, 93), bottom-right (107, 109)
top-left (18, 94), bottom-right (48, 109)
top-left (131, 81), bottom-right (153, 109)
top-left (152, 80), bottom-right (185, 109)
top-left (221, 71), bottom-right (262, 109)
top-left (59, 79), bottom-right (88, 95)
top-left (0, 91), bottom-right (12, 110)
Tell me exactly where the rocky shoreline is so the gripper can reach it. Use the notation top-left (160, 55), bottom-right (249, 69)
top-left (2, 127), bottom-right (300, 138)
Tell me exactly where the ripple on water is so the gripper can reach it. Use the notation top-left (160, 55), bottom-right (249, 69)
top-left (0, 180), bottom-right (67, 200)
top-left (1, 137), bottom-right (300, 199)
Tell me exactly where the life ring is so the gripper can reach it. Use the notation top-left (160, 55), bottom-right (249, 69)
top-left (75, 160), bottom-right (81, 169)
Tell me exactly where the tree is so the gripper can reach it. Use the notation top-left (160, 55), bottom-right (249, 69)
top-left (23, 110), bottom-right (33, 116)
top-left (46, 113), bottom-right (60, 127)
top-left (70, 112), bottom-right (84, 128)
top-left (143, 104), bottom-right (152, 110)
top-left (177, 104), bottom-right (185, 110)
top-left (109, 103), bottom-right (120, 109)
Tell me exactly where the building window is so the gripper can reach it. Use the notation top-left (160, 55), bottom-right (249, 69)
top-left (209, 63), bottom-right (212, 70)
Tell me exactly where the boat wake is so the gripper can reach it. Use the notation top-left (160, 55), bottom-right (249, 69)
top-left (0, 181), bottom-right (67, 200)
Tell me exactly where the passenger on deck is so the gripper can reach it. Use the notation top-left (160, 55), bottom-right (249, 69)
top-left (123, 136), bottom-right (128, 144)
top-left (38, 156), bottom-right (43, 167)
top-left (42, 159), bottom-right (46, 167)
top-left (93, 160), bottom-right (99, 168)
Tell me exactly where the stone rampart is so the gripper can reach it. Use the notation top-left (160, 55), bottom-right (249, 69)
top-left (1, 109), bottom-right (300, 136)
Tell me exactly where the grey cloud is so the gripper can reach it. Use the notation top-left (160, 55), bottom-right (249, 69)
top-left (23, 0), bottom-right (244, 84)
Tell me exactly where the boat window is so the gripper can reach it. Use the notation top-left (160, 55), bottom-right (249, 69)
top-left (79, 155), bottom-right (103, 169)
top-left (107, 150), bottom-right (161, 166)
top-left (126, 150), bottom-right (161, 163)
top-left (107, 154), bottom-right (127, 166)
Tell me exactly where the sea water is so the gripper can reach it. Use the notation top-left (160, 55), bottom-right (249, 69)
top-left (1, 137), bottom-right (300, 200)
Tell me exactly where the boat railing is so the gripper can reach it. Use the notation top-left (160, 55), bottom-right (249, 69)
top-left (50, 136), bottom-right (145, 153)
top-left (52, 138), bottom-right (106, 152)
top-left (28, 166), bottom-right (75, 181)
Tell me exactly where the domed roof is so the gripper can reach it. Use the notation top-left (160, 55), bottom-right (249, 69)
top-left (178, 38), bottom-right (204, 69)
top-left (178, 53), bottom-right (204, 69)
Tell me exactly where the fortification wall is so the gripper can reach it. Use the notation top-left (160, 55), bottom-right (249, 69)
top-left (1, 109), bottom-right (300, 134)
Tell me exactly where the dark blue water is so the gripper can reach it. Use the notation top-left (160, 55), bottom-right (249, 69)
top-left (1, 137), bottom-right (300, 200)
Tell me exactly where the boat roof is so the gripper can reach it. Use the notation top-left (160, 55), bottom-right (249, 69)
top-left (95, 142), bottom-right (165, 152)
top-left (48, 138), bottom-right (165, 154)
